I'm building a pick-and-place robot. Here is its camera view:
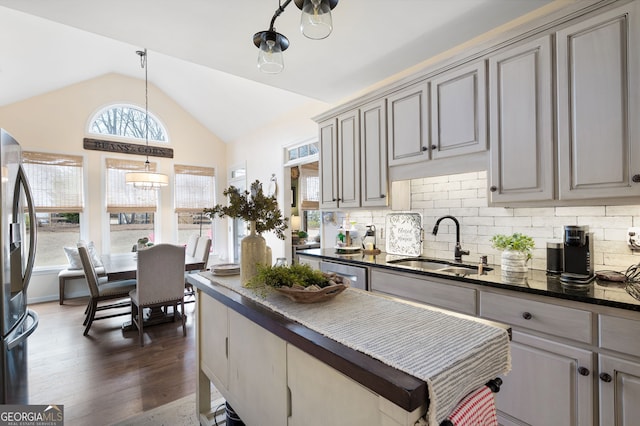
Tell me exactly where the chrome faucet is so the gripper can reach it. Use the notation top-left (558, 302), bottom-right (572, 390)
top-left (432, 215), bottom-right (469, 262)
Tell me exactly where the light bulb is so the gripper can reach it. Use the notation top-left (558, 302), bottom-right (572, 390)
top-left (300, 0), bottom-right (332, 39)
top-left (258, 37), bottom-right (284, 74)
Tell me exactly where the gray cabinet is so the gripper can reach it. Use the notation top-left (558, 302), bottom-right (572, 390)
top-left (598, 354), bottom-right (640, 426)
top-left (387, 83), bottom-right (430, 166)
top-left (360, 99), bottom-right (389, 207)
top-left (430, 60), bottom-right (487, 159)
top-left (556, 2), bottom-right (640, 200)
top-left (319, 118), bottom-right (339, 209)
top-left (319, 110), bottom-right (361, 209)
top-left (488, 35), bottom-right (554, 203)
top-left (496, 331), bottom-right (593, 426)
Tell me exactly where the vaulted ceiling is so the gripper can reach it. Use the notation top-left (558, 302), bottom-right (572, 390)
top-left (0, 0), bottom-right (553, 143)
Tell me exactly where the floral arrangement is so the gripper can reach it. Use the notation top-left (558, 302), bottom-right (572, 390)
top-left (204, 180), bottom-right (288, 239)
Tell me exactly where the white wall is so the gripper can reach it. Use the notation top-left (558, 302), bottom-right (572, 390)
top-left (0, 73), bottom-right (228, 303)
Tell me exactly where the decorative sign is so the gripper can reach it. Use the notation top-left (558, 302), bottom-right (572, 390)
top-left (83, 138), bottom-right (174, 158)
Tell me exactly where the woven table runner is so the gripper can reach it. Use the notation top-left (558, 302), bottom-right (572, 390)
top-left (201, 272), bottom-right (511, 425)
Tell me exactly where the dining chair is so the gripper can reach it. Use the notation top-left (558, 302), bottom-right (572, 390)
top-left (130, 243), bottom-right (186, 346)
top-left (77, 242), bottom-right (136, 337)
top-left (185, 237), bottom-right (211, 299)
top-left (185, 234), bottom-right (199, 258)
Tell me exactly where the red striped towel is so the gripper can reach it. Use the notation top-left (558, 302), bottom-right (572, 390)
top-left (445, 386), bottom-right (497, 426)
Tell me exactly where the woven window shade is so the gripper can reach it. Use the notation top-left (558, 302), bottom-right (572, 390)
top-left (299, 163), bottom-right (319, 210)
top-left (106, 158), bottom-right (158, 213)
top-left (22, 151), bottom-right (84, 213)
top-left (174, 165), bottom-right (215, 213)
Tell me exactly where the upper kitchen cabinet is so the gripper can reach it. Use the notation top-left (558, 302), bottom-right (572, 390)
top-left (488, 35), bottom-right (554, 204)
top-left (431, 61), bottom-right (487, 159)
top-left (360, 99), bottom-right (388, 207)
top-left (387, 82), bottom-right (430, 167)
top-left (318, 118), bottom-right (339, 209)
top-left (556, 1), bottom-right (640, 201)
top-left (319, 110), bottom-right (361, 209)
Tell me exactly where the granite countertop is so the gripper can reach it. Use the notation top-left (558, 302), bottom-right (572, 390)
top-left (297, 248), bottom-right (640, 312)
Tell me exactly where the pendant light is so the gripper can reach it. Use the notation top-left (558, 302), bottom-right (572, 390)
top-left (253, 0), bottom-right (338, 74)
top-left (125, 48), bottom-right (169, 189)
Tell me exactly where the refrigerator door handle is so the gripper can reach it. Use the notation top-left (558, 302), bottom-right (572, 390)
top-left (7, 309), bottom-right (38, 351)
top-left (15, 165), bottom-right (37, 292)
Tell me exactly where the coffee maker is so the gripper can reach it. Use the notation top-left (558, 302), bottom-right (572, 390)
top-left (560, 225), bottom-right (595, 284)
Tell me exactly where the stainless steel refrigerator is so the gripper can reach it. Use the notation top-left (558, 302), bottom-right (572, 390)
top-left (1, 129), bottom-right (38, 404)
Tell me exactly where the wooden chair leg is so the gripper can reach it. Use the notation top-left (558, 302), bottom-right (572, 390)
top-left (138, 305), bottom-right (144, 347)
top-left (181, 299), bottom-right (186, 337)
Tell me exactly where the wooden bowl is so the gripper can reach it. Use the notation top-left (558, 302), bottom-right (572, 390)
top-left (275, 283), bottom-right (348, 303)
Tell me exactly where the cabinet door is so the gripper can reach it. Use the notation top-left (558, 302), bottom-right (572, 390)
top-left (489, 35), bottom-right (554, 203)
top-left (228, 310), bottom-right (288, 426)
top-left (387, 83), bottom-right (430, 166)
top-left (431, 61), bottom-right (487, 159)
top-left (319, 118), bottom-right (339, 209)
top-left (297, 255), bottom-right (320, 270)
top-left (557, 2), bottom-right (640, 200)
top-left (198, 293), bottom-right (229, 389)
top-left (496, 331), bottom-right (593, 426)
top-left (599, 354), bottom-right (640, 426)
top-left (337, 110), bottom-right (360, 208)
top-left (360, 99), bottom-right (388, 207)
top-left (287, 345), bottom-right (383, 426)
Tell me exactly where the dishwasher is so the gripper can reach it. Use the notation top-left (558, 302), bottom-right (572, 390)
top-left (320, 260), bottom-right (368, 290)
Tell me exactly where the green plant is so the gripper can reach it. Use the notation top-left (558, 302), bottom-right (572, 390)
top-left (490, 233), bottom-right (535, 260)
top-left (246, 263), bottom-right (331, 296)
top-left (297, 230), bottom-right (308, 239)
top-left (203, 180), bottom-right (288, 239)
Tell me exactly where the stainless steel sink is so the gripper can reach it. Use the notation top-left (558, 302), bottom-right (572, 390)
top-left (387, 257), bottom-right (492, 275)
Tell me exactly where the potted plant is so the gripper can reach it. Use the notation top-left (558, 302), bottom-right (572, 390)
top-left (490, 233), bottom-right (535, 282)
top-left (204, 180), bottom-right (288, 285)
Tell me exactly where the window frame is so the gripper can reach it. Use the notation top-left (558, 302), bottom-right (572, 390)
top-left (87, 103), bottom-right (170, 144)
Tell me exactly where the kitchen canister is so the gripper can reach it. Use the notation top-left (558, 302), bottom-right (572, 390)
top-left (546, 241), bottom-right (563, 274)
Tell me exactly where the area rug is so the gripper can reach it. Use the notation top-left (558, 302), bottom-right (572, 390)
top-left (112, 392), bottom-right (226, 426)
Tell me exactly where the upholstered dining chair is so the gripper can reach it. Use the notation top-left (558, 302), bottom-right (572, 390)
top-left (185, 237), bottom-right (211, 299)
top-left (185, 234), bottom-right (199, 258)
top-left (130, 243), bottom-right (186, 346)
top-left (77, 242), bottom-right (136, 337)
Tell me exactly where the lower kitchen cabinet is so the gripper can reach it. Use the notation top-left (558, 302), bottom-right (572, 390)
top-left (496, 331), bottom-right (593, 426)
top-left (297, 254), bottom-right (320, 270)
top-left (370, 269), bottom-right (476, 315)
top-left (598, 354), bottom-right (640, 426)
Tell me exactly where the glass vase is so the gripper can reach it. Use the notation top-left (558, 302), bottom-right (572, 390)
top-left (240, 221), bottom-right (267, 286)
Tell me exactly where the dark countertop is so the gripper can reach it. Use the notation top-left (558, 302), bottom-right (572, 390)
top-left (297, 248), bottom-right (640, 312)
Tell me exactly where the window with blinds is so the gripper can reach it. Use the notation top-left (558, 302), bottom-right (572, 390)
top-left (106, 158), bottom-right (157, 254)
top-left (174, 165), bottom-right (215, 212)
top-left (299, 162), bottom-right (319, 210)
top-left (22, 151), bottom-right (84, 213)
top-left (175, 165), bottom-right (215, 245)
top-left (22, 151), bottom-right (84, 267)
top-left (106, 158), bottom-right (158, 213)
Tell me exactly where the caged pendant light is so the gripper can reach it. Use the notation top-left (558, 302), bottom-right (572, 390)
top-left (253, 0), bottom-right (338, 74)
top-left (125, 48), bottom-right (169, 189)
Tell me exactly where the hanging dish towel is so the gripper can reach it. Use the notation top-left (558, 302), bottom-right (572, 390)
top-left (441, 385), bottom-right (498, 426)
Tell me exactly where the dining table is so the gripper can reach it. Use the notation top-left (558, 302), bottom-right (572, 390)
top-left (100, 252), bottom-right (206, 331)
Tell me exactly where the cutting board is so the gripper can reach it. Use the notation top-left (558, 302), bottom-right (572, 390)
top-left (385, 213), bottom-right (423, 256)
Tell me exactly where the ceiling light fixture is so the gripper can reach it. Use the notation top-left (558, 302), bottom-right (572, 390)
top-left (125, 48), bottom-right (169, 189)
top-left (253, 0), bottom-right (338, 74)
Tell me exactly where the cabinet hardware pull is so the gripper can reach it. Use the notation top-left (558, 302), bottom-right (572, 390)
top-left (599, 372), bottom-right (612, 382)
top-left (380, 194), bottom-right (386, 198)
top-left (490, 186), bottom-right (497, 192)
top-left (332, 198), bottom-right (336, 201)
top-left (522, 312), bottom-right (532, 320)
top-left (431, 145), bottom-right (437, 150)
top-left (633, 174), bottom-right (640, 183)
top-left (578, 367), bottom-right (590, 376)
top-left (421, 146), bottom-right (428, 151)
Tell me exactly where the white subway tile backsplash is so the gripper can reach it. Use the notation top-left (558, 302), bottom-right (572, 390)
top-left (349, 172), bottom-right (640, 270)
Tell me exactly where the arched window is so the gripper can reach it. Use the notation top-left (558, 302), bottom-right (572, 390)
top-left (88, 104), bottom-right (168, 143)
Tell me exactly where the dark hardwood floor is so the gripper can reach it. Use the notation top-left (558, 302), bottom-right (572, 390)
top-left (27, 295), bottom-right (198, 425)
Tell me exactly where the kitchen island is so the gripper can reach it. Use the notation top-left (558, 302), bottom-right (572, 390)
top-left (188, 272), bottom-right (510, 426)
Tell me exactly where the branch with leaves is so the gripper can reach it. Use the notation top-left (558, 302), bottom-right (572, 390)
top-left (203, 180), bottom-right (288, 240)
